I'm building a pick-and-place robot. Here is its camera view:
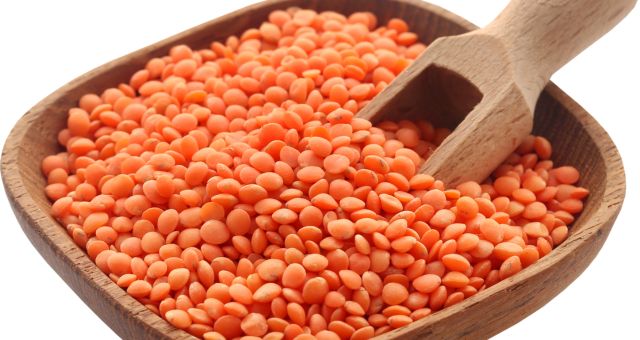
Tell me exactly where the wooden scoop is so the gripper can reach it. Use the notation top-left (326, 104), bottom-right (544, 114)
top-left (358, 0), bottom-right (636, 186)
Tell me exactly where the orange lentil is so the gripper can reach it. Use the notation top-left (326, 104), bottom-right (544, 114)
top-left (42, 8), bottom-right (589, 339)
top-left (442, 271), bottom-right (469, 289)
top-left (479, 219), bottom-right (504, 245)
top-left (494, 242), bottom-right (525, 261)
top-left (382, 283), bottom-right (408, 305)
top-left (499, 256), bottom-right (523, 280)
top-left (168, 268), bottom-right (190, 290)
top-left (457, 233), bottom-right (480, 252)
top-left (455, 196), bottom-right (478, 220)
top-left (441, 254), bottom-right (471, 273)
top-left (327, 219), bottom-right (356, 240)
top-left (302, 254), bottom-right (329, 272)
top-left (229, 284), bottom-right (254, 305)
top-left (127, 280), bottom-right (152, 298)
top-left (225, 301), bottom-right (248, 318)
top-left (323, 154), bottom-right (350, 174)
top-left (241, 313), bottom-right (269, 337)
top-left (412, 274), bottom-right (441, 294)
top-left (302, 277), bottom-right (330, 304)
top-left (281, 263), bottom-right (306, 288)
top-left (200, 220), bottom-right (230, 245)
top-left (257, 259), bottom-right (287, 282)
top-left (166, 309), bottom-right (192, 329)
top-left (494, 176), bottom-right (520, 196)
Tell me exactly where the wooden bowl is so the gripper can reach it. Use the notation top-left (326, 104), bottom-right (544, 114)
top-left (1, 0), bottom-right (625, 339)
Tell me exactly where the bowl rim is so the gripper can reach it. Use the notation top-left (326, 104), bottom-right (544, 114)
top-left (1, 0), bottom-right (626, 339)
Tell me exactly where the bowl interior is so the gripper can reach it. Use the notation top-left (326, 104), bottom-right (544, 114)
top-left (18, 0), bottom-right (604, 237)
top-left (6, 0), bottom-right (612, 339)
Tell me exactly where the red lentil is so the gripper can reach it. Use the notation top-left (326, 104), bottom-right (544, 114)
top-left (43, 7), bottom-right (589, 339)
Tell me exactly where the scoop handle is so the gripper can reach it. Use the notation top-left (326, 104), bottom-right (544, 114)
top-left (481, 0), bottom-right (636, 108)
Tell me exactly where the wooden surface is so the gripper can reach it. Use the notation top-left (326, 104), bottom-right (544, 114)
top-left (0, 0), bottom-right (626, 339)
top-left (483, 0), bottom-right (638, 110)
top-left (358, 0), bottom-right (635, 186)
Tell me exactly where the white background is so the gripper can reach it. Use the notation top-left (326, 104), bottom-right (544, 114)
top-left (0, 1), bottom-right (637, 339)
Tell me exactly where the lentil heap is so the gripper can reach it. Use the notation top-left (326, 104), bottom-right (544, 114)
top-left (42, 7), bottom-right (588, 340)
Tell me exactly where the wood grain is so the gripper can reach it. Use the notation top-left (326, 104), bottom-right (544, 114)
top-left (0, 0), bottom-right (626, 339)
top-left (484, 0), bottom-right (637, 109)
